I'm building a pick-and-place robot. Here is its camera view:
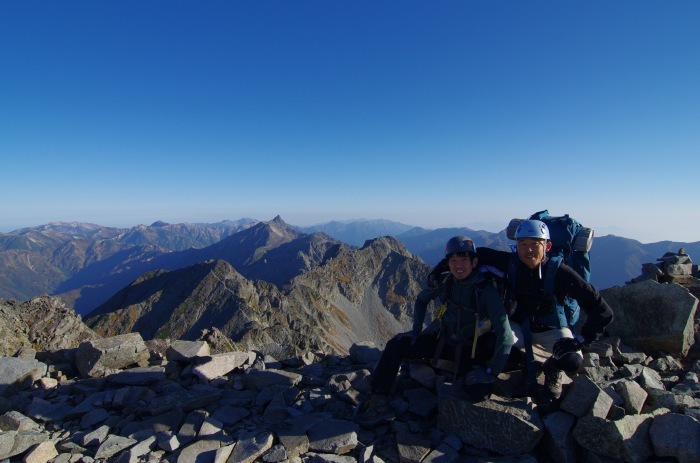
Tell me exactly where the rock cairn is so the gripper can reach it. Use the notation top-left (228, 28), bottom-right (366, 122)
top-left (1, 328), bottom-right (699, 463)
top-left (627, 248), bottom-right (699, 285)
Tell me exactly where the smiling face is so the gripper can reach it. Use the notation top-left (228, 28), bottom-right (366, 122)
top-left (448, 253), bottom-right (478, 280)
top-left (516, 238), bottom-right (552, 269)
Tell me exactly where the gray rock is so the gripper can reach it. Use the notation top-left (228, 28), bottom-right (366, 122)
top-left (26, 397), bottom-right (73, 424)
top-left (262, 443), bottom-right (288, 462)
top-left (149, 384), bottom-right (222, 415)
top-left (602, 280), bottom-right (698, 355)
top-left (176, 437), bottom-right (222, 463)
top-left (306, 452), bottom-right (358, 463)
top-left (542, 411), bottom-right (576, 463)
top-left (192, 351), bottom-right (251, 380)
top-left (94, 433), bottom-right (137, 459)
top-left (277, 428), bottom-right (310, 458)
top-left (78, 424), bottom-right (111, 447)
top-left (349, 342), bottom-right (382, 365)
top-left (198, 417), bottom-right (226, 439)
top-left (618, 379), bottom-right (648, 415)
top-left (0, 411), bottom-right (41, 432)
top-left (177, 409), bottom-right (208, 444)
top-left (0, 430), bottom-right (48, 460)
top-left (639, 366), bottom-right (666, 390)
top-left (76, 333), bottom-right (149, 378)
top-left (108, 366), bottom-right (166, 385)
top-left (0, 357), bottom-right (48, 396)
top-left (166, 340), bottom-right (211, 362)
top-left (227, 431), bottom-right (274, 463)
top-left (560, 376), bottom-right (613, 418)
top-left (80, 407), bottom-right (110, 429)
top-left (210, 405), bottom-right (250, 426)
top-left (408, 362), bottom-right (437, 390)
top-left (422, 441), bottom-right (459, 463)
top-left (307, 419), bottom-right (359, 455)
top-left (114, 435), bottom-right (157, 463)
top-left (395, 432), bottom-right (431, 463)
top-left (263, 392), bottom-right (288, 425)
top-left (649, 412), bottom-right (700, 463)
top-left (242, 368), bottom-right (303, 390)
top-left (573, 413), bottom-right (655, 463)
top-left (438, 392), bottom-right (543, 455)
top-left (22, 439), bottom-right (58, 463)
top-left (215, 443), bottom-right (236, 463)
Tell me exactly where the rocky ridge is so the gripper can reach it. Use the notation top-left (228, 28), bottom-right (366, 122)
top-left (81, 236), bottom-right (427, 359)
top-left (1, 251), bottom-right (699, 462)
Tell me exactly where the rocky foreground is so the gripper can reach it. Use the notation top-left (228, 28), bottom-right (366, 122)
top-left (1, 251), bottom-right (699, 463)
top-left (0, 328), bottom-right (699, 463)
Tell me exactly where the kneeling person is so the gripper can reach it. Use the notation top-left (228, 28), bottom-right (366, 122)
top-left (356, 236), bottom-right (515, 427)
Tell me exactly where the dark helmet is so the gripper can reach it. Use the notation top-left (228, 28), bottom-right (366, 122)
top-left (445, 236), bottom-right (476, 257)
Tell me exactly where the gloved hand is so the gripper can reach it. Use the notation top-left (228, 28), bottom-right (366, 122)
top-left (552, 336), bottom-right (585, 359)
top-left (464, 366), bottom-right (494, 402)
top-left (427, 259), bottom-right (449, 289)
top-left (464, 366), bottom-right (495, 385)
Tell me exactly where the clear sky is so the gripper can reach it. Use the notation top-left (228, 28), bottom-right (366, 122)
top-left (2, 1), bottom-right (699, 244)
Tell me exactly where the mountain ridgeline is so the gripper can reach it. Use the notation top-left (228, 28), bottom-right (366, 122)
top-left (1, 216), bottom-right (698, 356)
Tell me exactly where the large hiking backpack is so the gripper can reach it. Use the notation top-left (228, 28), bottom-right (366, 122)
top-left (506, 210), bottom-right (594, 328)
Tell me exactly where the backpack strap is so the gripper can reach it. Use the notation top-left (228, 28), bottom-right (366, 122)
top-left (469, 280), bottom-right (492, 359)
top-left (543, 255), bottom-right (562, 298)
top-left (543, 256), bottom-right (567, 329)
top-left (506, 251), bottom-right (519, 312)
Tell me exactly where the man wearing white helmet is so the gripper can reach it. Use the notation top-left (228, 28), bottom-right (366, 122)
top-left (429, 220), bottom-right (613, 410)
top-left (479, 219), bottom-right (613, 408)
top-left (355, 236), bottom-right (514, 428)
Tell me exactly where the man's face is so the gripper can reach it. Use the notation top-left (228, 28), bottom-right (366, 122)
top-left (448, 253), bottom-right (477, 280)
top-left (517, 238), bottom-right (551, 269)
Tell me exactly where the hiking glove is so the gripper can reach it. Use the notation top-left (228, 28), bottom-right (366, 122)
top-left (464, 367), bottom-right (494, 385)
top-left (552, 336), bottom-right (585, 359)
top-left (427, 259), bottom-right (449, 289)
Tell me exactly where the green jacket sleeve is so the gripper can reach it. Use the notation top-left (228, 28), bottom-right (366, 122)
top-left (481, 284), bottom-right (514, 375)
top-left (413, 286), bottom-right (438, 334)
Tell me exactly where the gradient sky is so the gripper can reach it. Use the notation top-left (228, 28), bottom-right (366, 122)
top-left (2, 1), bottom-right (699, 243)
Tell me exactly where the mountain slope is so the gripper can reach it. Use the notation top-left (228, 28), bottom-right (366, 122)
top-left (57, 217), bottom-right (313, 315)
top-left (0, 219), bottom-right (257, 302)
top-left (83, 236), bottom-right (430, 356)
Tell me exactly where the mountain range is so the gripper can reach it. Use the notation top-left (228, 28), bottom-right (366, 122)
top-left (1, 215), bottom-right (698, 356)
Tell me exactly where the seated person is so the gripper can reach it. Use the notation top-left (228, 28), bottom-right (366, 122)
top-left (355, 236), bottom-right (515, 427)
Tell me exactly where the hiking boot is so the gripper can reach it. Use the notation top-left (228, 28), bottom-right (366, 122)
top-left (354, 394), bottom-right (395, 428)
top-left (542, 359), bottom-right (563, 400)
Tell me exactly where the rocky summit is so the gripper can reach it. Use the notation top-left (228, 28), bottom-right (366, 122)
top-left (0, 255), bottom-right (699, 462)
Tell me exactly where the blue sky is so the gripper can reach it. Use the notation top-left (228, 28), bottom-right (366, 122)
top-left (2, 1), bottom-right (699, 244)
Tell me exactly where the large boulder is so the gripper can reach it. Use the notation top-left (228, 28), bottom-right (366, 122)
top-left (601, 280), bottom-right (697, 355)
top-left (0, 358), bottom-right (48, 397)
top-left (75, 333), bottom-right (149, 377)
top-left (438, 391), bottom-right (543, 455)
top-left (573, 412), bottom-right (656, 463)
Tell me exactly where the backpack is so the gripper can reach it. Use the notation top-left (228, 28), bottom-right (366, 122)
top-left (434, 273), bottom-right (492, 380)
top-left (506, 210), bottom-right (594, 329)
top-left (436, 273), bottom-right (491, 344)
